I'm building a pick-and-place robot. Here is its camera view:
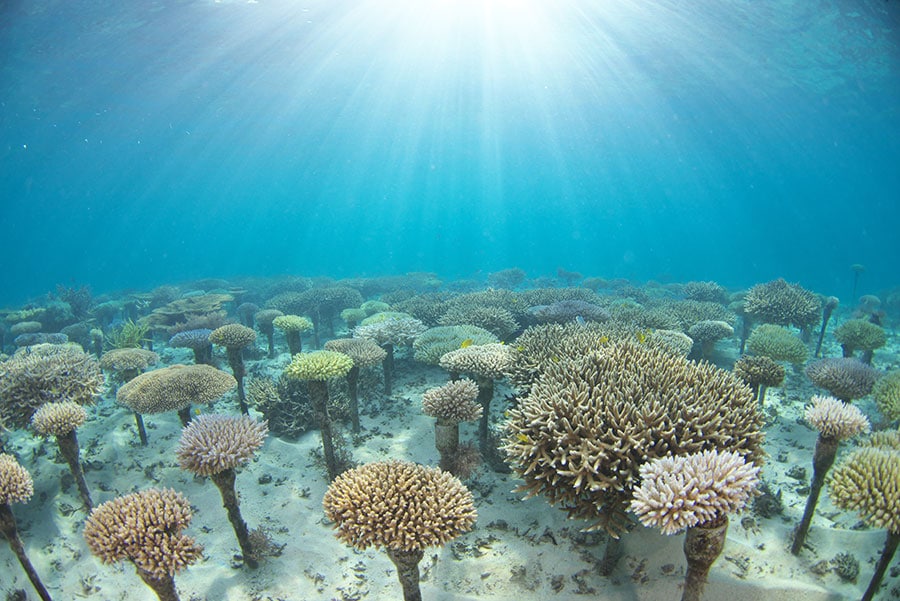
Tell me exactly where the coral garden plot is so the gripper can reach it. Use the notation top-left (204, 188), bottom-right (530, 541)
top-left (1, 272), bottom-right (899, 600)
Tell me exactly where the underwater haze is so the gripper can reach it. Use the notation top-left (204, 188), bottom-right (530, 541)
top-left (1, 0), bottom-right (898, 305)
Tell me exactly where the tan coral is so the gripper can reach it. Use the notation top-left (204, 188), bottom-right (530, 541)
top-left (423, 379), bottom-right (482, 423)
top-left (830, 446), bottom-right (900, 534)
top-left (323, 460), bottom-right (476, 552)
top-left (99, 348), bottom-right (159, 374)
top-left (83, 487), bottom-right (202, 599)
top-left (505, 341), bottom-right (763, 536)
top-left (30, 401), bottom-right (87, 437)
top-left (116, 364), bottom-right (236, 415)
top-left (324, 338), bottom-right (387, 368)
top-left (0, 454), bottom-right (34, 505)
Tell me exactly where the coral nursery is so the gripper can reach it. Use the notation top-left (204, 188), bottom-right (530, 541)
top-left (1, 271), bottom-right (900, 601)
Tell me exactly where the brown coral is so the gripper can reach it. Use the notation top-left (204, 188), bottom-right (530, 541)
top-left (805, 357), bottom-right (878, 402)
top-left (733, 355), bottom-right (785, 403)
top-left (83, 488), bottom-right (202, 601)
top-left (423, 379), bottom-right (483, 477)
top-left (792, 395), bottom-right (871, 555)
top-left (829, 446), bottom-right (900, 601)
top-left (505, 341), bottom-right (763, 537)
top-left (31, 401), bottom-right (93, 509)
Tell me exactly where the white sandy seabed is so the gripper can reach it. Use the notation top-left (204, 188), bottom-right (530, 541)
top-left (0, 352), bottom-right (891, 601)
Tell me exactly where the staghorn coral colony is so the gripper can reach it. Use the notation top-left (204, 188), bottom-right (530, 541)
top-left (0, 272), bottom-right (899, 601)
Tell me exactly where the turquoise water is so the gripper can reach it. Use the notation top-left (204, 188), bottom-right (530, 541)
top-left (1, 0), bottom-right (898, 304)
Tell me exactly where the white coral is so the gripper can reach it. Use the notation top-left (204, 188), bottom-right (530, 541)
top-left (804, 395), bottom-right (870, 441)
top-left (630, 449), bottom-right (759, 535)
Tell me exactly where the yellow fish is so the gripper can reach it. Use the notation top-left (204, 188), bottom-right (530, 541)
top-left (550, 355), bottom-right (560, 363)
top-left (598, 335), bottom-right (609, 344)
top-left (636, 330), bottom-right (647, 344)
top-left (460, 338), bottom-right (474, 348)
top-left (516, 433), bottom-right (530, 443)
top-left (194, 408), bottom-right (201, 416)
top-left (516, 345), bottom-right (525, 352)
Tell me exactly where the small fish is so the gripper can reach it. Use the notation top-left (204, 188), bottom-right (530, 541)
top-left (194, 408), bottom-right (201, 416)
top-left (550, 355), bottom-right (560, 363)
top-left (516, 345), bottom-right (525, 352)
top-left (516, 433), bottom-right (530, 443)
top-left (460, 338), bottom-right (474, 348)
top-left (598, 335), bottom-right (609, 344)
top-left (575, 315), bottom-right (586, 326)
top-left (636, 330), bottom-right (647, 344)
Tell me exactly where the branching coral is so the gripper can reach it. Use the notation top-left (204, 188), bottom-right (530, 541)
top-left (0, 454), bottom-right (51, 601)
top-left (0, 343), bottom-right (103, 429)
top-left (353, 316), bottom-right (426, 395)
top-left (688, 319), bottom-right (734, 360)
top-left (177, 414), bottom-right (268, 568)
top-left (32, 401), bottom-right (93, 509)
top-left (440, 343), bottom-right (513, 470)
top-left (100, 347), bottom-right (159, 382)
top-left (324, 338), bottom-right (386, 433)
top-left (323, 460), bottom-right (476, 601)
top-left (83, 488), bottom-right (202, 601)
top-left (830, 445), bottom-right (900, 601)
top-left (210, 324), bottom-right (257, 415)
top-left (631, 449), bottom-right (759, 535)
top-left (733, 355), bottom-right (785, 403)
top-left (423, 379), bottom-right (482, 476)
top-left (116, 364), bottom-right (236, 439)
top-left (413, 325), bottom-right (498, 365)
top-left (874, 370), bottom-right (900, 422)
top-left (834, 318), bottom-right (886, 363)
top-left (791, 396), bottom-right (870, 555)
top-left (438, 305), bottom-right (520, 339)
top-left (746, 324), bottom-right (808, 365)
top-left (283, 351), bottom-right (354, 480)
top-left (805, 357), bottom-right (877, 402)
top-left (168, 329), bottom-right (213, 365)
top-left (743, 278), bottom-right (821, 332)
top-left (631, 450), bottom-right (758, 601)
top-left (273, 315), bottom-right (313, 356)
top-left (505, 341), bottom-right (763, 538)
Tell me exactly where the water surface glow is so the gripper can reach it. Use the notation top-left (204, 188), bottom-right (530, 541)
top-left (1, 0), bottom-right (898, 302)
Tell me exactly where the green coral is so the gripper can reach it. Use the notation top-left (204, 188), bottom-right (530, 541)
top-left (834, 319), bottom-right (886, 353)
top-left (360, 311), bottom-right (414, 326)
top-left (874, 370), bottom-right (900, 422)
top-left (746, 324), bottom-right (808, 365)
top-left (413, 325), bottom-right (499, 365)
top-left (284, 350), bottom-right (353, 381)
top-left (273, 315), bottom-right (314, 333)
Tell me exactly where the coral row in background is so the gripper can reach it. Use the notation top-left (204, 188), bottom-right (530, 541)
top-left (0, 268), bottom-right (899, 601)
